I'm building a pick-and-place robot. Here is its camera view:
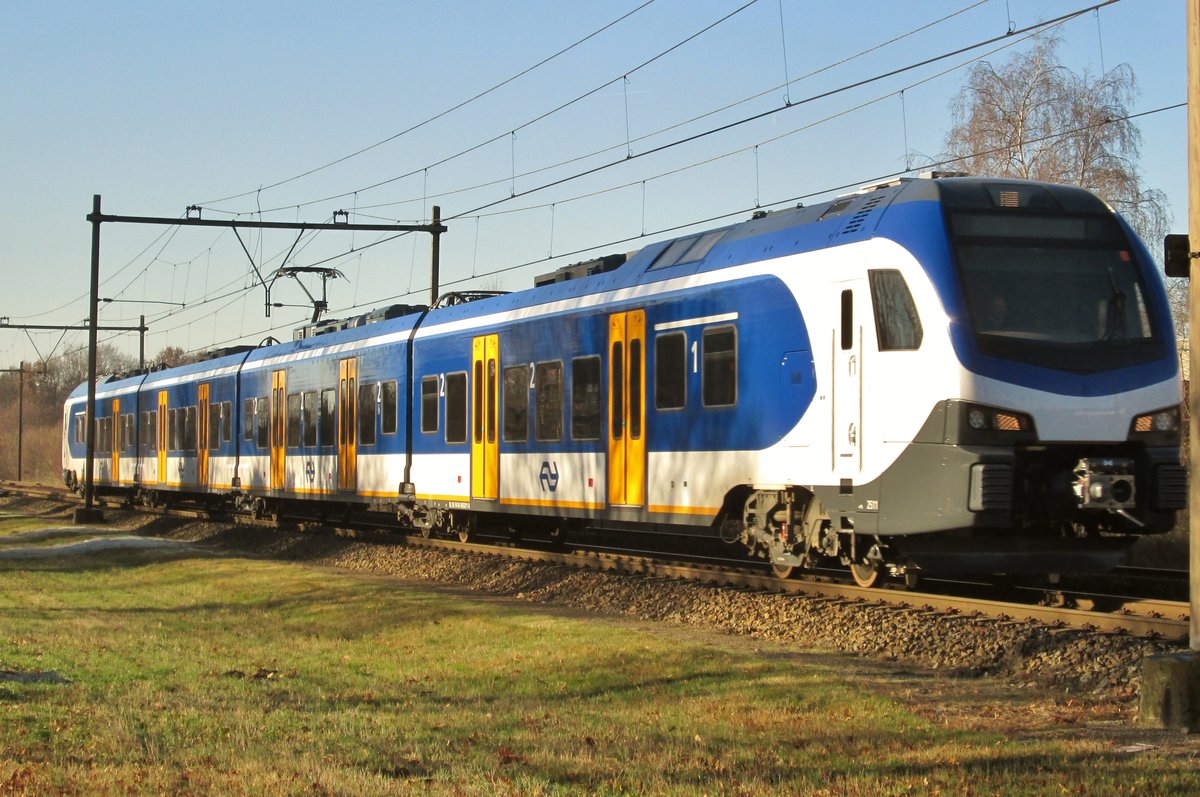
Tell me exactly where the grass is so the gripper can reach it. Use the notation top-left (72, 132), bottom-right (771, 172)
top-left (0, 512), bottom-right (1198, 794)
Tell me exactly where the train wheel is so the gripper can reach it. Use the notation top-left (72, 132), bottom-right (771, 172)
top-left (771, 562), bottom-right (796, 580)
top-left (419, 525), bottom-right (433, 539)
top-left (849, 561), bottom-right (882, 589)
top-left (455, 513), bottom-right (476, 543)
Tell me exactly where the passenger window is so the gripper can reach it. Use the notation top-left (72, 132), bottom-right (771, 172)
top-left (630, 340), bottom-right (642, 439)
top-left (840, 290), bottom-right (853, 351)
top-left (702, 326), bottom-right (737, 407)
top-left (445, 372), bottom-right (467, 444)
top-left (148, 411), bottom-right (157, 451)
top-left (535, 361), bottom-right (563, 441)
top-left (868, 269), bottom-right (923, 351)
top-left (244, 399), bottom-right (255, 441)
top-left (302, 392), bottom-right (318, 447)
top-left (255, 397), bottom-right (269, 448)
top-left (487, 359), bottom-right (497, 445)
top-left (611, 342), bottom-right (624, 441)
top-left (287, 393), bottom-right (301, 448)
top-left (503, 365), bottom-right (529, 443)
top-left (655, 332), bottom-right (686, 410)
top-left (169, 409), bottom-right (178, 451)
top-left (571, 356), bottom-right (601, 441)
top-left (209, 404), bottom-right (221, 451)
top-left (473, 362), bottom-right (484, 443)
top-left (421, 376), bottom-right (439, 434)
top-left (184, 406), bottom-right (197, 452)
top-left (381, 381), bottom-right (398, 435)
top-left (319, 389), bottom-right (336, 447)
top-left (222, 401), bottom-right (232, 442)
top-left (358, 383), bottom-right (377, 446)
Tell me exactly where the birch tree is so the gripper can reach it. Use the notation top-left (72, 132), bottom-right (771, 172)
top-left (943, 36), bottom-right (1172, 272)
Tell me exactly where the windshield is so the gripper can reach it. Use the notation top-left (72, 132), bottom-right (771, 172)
top-left (950, 211), bottom-right (1164, 374)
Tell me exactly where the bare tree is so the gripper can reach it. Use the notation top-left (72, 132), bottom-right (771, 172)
top-left (942, 36), bottom-right (1180, 330)
top-left (153, 345), bottom-right (205, 369)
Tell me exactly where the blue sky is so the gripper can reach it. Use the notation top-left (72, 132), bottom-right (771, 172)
top-left (0, 0), bottom-right (1187, 368)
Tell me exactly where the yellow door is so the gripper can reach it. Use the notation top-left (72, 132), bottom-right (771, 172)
top-left (338, 358), bottom-right (357, 492)
top-left (471, 334), bottom-right (499, 500)
top-left (111, 399), bottom-right (120, 484)
top-left (198, 383), bottom-right (210, 487)
top-left (608, 310), bottom-right (646, 507)
top-left (270, 370), bottom-right (286, 490)
top-left (157, 391), bottom-right (168, 484)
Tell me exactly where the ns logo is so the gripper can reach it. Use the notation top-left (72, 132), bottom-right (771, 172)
top-left (539, 461), bottom-right (560, 492)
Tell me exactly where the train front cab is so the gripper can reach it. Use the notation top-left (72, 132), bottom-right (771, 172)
top-left (838, 179), bottom-right (1186, 577)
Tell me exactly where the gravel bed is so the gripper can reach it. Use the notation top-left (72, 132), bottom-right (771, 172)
top-left (161, 520), bottom-right (1178, 702)
top-left (2, 494), bottom-right (1180, 703)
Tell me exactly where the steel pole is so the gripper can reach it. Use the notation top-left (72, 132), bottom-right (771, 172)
top-left (16, 363), bottom-right (23, 482)
top-left (1188, 0), bottom-right (1199, 652)
top-left (430, 205), bottom-right (442, 307)
top-left (83, 195), bottom-right (101, 516)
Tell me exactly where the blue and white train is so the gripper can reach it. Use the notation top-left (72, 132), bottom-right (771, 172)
top-left (62, 175), bottom-right (1186, 585)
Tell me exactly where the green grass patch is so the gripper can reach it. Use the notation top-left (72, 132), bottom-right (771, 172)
top-left (0, 517), bottom-right (79, 539)
top-left (0, 544), bottom-right (1196, 795)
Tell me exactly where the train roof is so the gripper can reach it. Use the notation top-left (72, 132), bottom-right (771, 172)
top-left (71, 175), bottom-right (1113, 398)
top-left (407, 175), bottom-right (1110, 319)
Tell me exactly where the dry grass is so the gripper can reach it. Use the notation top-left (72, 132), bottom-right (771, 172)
top-left (1, 503), bottom-right (1198, 795)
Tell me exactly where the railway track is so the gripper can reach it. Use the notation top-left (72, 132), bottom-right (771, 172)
top-left (1, 481), bottom-right (1189, 641)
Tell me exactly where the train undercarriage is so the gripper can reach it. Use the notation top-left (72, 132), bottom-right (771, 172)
top-left (65, 451), bottom-right (1179, 591)
top-left (732, 469), bottom-right (1180, 589)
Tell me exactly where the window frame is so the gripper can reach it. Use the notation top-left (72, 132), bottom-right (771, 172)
top-left (654, 332), bottom-right (687, 411)
top-left (319, 389), bottom-right (336, 448)
top-left (502, 364), bottom-right (530, 444)
top-left (421, 376), bottom-right (439, 435)
top-left (868, 269), bottom-right (924, 351)
top-left (534, 360), bottom-right (563, 442)
top-left (286, 392), bottom-right (302, 449)
top-left (445, 371), bottom-right (468, 445)
top-left (255, 396), bottom-right (269, 449)
top-left (358, 382), bottom-right (378, 446)
top-left (570, 355), bottom-right (602, 441)
top-left (701, 325), bottom-right (738, 408)
top-left (381, 380), bottom-right (399, 436)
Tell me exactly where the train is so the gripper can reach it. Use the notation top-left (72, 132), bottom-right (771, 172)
top-left (62, 174), bottom-right (1186, 587)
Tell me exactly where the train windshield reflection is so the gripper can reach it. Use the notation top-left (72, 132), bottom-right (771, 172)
top-left (950, 211), bottom-right (1164, 374)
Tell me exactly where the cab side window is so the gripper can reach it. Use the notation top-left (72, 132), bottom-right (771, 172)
top-left (868, 269), bottom-right (923, 351)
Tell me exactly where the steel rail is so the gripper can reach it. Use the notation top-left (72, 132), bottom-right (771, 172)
top-left (1, 481), bottom-right (1188, 640)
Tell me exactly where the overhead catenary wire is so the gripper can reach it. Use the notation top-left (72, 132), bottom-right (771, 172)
top-left (220, 0), bottom-right (1121, 237)
top-left (319, 0), bottom-right (994, 222)
top-left (198, 0), bottom-right (663, 206)
top-left (13, 0), bottom-right (1002, 338)
top-left (55, 98), bottom-right (1177, 365)
top-left (182, 0), bottom-right (1098, 305)
top-left (12, 0), bottom-right (1147, 367)
top-left (203, 0), bottom-right (766, 217)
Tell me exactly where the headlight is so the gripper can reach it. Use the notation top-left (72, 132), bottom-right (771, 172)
top-left (954, 401), bottom-right (1036, 445)
top-left (1129, 406), bottom-right (1181, 445)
